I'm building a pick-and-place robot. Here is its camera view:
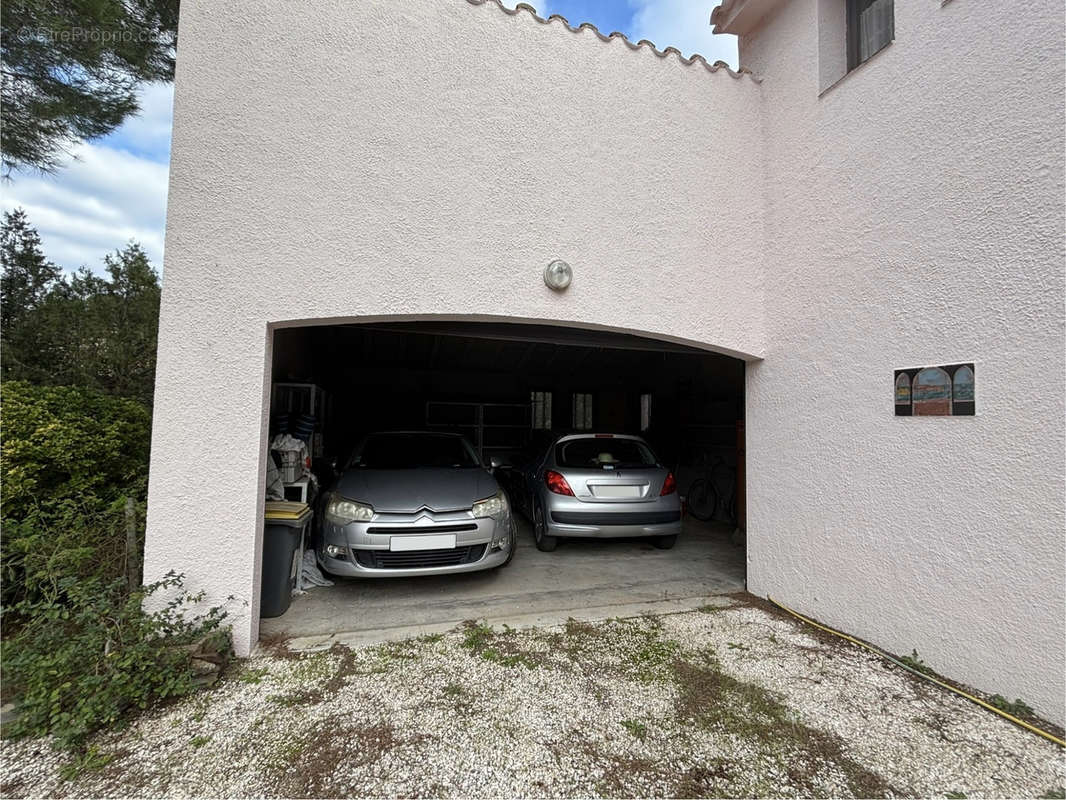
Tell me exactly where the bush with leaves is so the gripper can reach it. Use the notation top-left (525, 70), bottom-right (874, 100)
top-left (1, 381), bottom-right (151, 610)
top-left (2, 573), bottom-right (230, 751)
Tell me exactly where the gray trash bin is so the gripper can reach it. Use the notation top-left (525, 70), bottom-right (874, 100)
top-left (260, 502), bottom-right (312, 618)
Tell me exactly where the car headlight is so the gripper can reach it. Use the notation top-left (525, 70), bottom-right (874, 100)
top-left (472, 491), bottom-right (508, 519)
top-left (325, 495), bottom-right (374, 524)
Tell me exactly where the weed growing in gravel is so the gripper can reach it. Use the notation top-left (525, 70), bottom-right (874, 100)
top-left (669, 652), bottom-right (895, 798)
top-left (565, 738), bottom-right (668, 797)
top-left (58, 746), bottom-right (115, 781)
top-left (1038, 788), bottom-right (1065, 799)
top-left (564, 618), bottom-right (599, 637)
top-left (673, 759), bottom-right (737, 798)
top-left (443, 684), bottom-right (464, 698)
top-left (899, 650), bottom-right (935, 676)
top-left (460, 621), bottom-right (543, 669)
top-left (267, 693), bottom-right (303, 708)
top-left (238, 667), bottom-right (270, 684)
top-left (286, 651), bottom-right (340, 683)
top-left (461, 622), bottom-right (494, 652)
top-left (189, 735), bottom-right (210, 749)
top-left (274, 721), bottom-right (402, 797)
top-left (695, 604), bottom-right (731, 614)
top-left (627, 628), bottom-right (681, 683)
top-left (987, 694), bottom-right (1034, 716)
top-left (620, 719), bottom-right (648, 740)
top-left (639, 612), bottom-right (664, 631)
top-left (545, 616), bottom-right (684, 682)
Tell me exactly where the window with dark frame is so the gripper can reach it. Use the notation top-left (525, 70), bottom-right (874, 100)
top-left (571, 392), bottom-right (593, 430)
top-left (640, 393), bottom-right (652, 432)
top-left (531, 391), bottom-right (552, 430)
top-left (847, 0), bottom-right (894, 72)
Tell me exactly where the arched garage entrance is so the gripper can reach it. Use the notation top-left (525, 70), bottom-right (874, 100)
top-left (258, 319), bottom-right (747, 647)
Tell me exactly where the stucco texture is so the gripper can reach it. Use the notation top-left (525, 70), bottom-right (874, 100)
top-left (145, 1), bottom-right (765, 655)
top-left (742, 0), bottom-right (1066, 723)
top-left (148, 0), bottom-right (1065, 725)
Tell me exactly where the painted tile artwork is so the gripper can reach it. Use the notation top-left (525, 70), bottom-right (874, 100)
top-left (894, 363), bottom-right (975, 416)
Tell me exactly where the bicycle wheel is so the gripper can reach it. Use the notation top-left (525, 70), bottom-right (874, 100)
top-left (686, 478), bottom-right (716, 521)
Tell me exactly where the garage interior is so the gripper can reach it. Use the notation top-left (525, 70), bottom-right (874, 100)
top-left (259, 321), bottom-right (747, 645)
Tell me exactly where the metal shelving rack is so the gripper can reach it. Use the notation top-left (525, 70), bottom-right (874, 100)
top-left (425, 401), bottom-right (531, 461)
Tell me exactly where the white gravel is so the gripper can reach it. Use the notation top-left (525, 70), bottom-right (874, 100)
top-left (2, 601), bottom-right (1063, 798)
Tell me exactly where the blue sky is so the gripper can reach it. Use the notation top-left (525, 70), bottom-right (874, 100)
top-left (0, 0), bottom-right (737, 274)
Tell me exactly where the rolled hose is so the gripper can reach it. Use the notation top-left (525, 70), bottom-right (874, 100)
top-left (766, 595), bottom-right (1065, 747)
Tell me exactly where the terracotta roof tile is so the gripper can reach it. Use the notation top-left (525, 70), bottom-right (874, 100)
top-left (467, 0), bottom-right (759, 80)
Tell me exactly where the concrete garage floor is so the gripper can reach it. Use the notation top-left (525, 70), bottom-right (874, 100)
top-left (259, 518), bottom-right (745, 651)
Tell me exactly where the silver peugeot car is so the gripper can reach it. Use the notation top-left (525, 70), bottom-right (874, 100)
top-left (515, 432), bottom-right (681, 552)
top-left (317, 431), bottom-right (515, 577)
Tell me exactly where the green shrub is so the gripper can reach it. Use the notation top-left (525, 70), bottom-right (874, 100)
top-left (2, 573), bottom-right (229, 751)
top-left (0, 382), bottom-right (231, 751)
top-left (0, 381), bottom-right (151, 514)
top-left (1, 381), bottom-right (151, 610)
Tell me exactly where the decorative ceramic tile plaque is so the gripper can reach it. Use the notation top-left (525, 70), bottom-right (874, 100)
top-left (894, 363), bottom-right (975, 416)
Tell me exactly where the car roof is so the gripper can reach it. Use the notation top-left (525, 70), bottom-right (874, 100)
top-left (553, 432), bottom-right (647, 443)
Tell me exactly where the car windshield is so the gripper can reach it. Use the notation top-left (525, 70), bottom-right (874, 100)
top-left (555, 437), bottom-right (657, 469)
top-left (352, 434), bottom-right (480, 469)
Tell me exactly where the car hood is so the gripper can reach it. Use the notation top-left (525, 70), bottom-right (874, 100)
top-left (333, 468), bottom-right (498, 513)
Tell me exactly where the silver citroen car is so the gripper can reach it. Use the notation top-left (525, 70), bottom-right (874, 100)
top-left (317, 431), bottom-right (515, 577)
top-left (515, 432), bottom-right (681, 552)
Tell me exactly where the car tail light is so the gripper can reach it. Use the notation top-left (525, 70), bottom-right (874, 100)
top-left (545, 470), bottom-right (575, 496)
top-left (660, 472), bottom-right (677, 496)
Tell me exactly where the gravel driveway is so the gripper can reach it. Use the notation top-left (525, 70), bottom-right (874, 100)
top-left (3, 596), bottom-right (1063, 798)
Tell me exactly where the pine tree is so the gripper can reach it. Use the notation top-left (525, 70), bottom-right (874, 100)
top-left (1, 0), bottom-right (179, 174)
top-left (0, 208), bottom-right (61, 336)
top-left (0, 209), bottom-right (161, 403)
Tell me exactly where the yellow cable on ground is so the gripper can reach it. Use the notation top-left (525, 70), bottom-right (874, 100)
top-left (766, 595), bottom-right (1065, 748)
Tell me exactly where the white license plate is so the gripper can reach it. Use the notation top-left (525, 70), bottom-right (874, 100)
top-left (591, 485), bottom-right (643, 498)
top-left (389, 534), bottom-right (457, 552)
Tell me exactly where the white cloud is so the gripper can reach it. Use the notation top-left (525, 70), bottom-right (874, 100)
top-left (629, 0), bottom-right (738, 66)
top-left (0, 84), bottom-right (172, 273)
top-left (114, 82), bottom-right (175, 159)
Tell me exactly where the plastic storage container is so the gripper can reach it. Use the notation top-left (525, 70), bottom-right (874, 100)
top-left (260, 501), bottom-right (313, 618)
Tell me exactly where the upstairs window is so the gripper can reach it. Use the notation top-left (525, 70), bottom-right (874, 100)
top-left (847, 0), bottom-right (894, 71)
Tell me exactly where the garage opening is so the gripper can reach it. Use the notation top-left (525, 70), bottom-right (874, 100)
top-left (260, 320), bottom-right (746, 644)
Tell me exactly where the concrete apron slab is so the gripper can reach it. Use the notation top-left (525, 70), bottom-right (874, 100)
top-left (279, 595), bottom-right (735, 652)
top-left (258, 518), bottom-right (745, 653)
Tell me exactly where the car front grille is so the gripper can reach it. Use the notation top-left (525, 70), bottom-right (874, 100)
top-left (364, 523), bottom-right (478, 534)
top-left (354, 544), bottom-right (487, 570)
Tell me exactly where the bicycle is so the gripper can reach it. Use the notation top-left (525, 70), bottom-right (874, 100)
top-left (685, 450), bottom-right (736, 524)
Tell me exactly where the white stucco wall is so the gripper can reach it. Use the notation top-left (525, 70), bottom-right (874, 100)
top-left (741, 0), bottom-right (1066, 723)
top-left (148, 0), bottom-right (1065, 724)
top-left (145, 0), bottom-right (766, 655)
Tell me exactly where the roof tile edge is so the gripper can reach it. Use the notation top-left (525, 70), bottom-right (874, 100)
top-left (709, 0), bottom-right (738, 35)
top-left (467, 0), bottom-right (760, 81)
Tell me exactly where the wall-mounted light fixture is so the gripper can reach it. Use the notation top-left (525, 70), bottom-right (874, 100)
top-left (543, 259), bottom-right (573, 291)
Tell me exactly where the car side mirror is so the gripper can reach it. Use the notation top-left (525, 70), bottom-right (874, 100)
top-left (489, 456), bottom-right (508, 470)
